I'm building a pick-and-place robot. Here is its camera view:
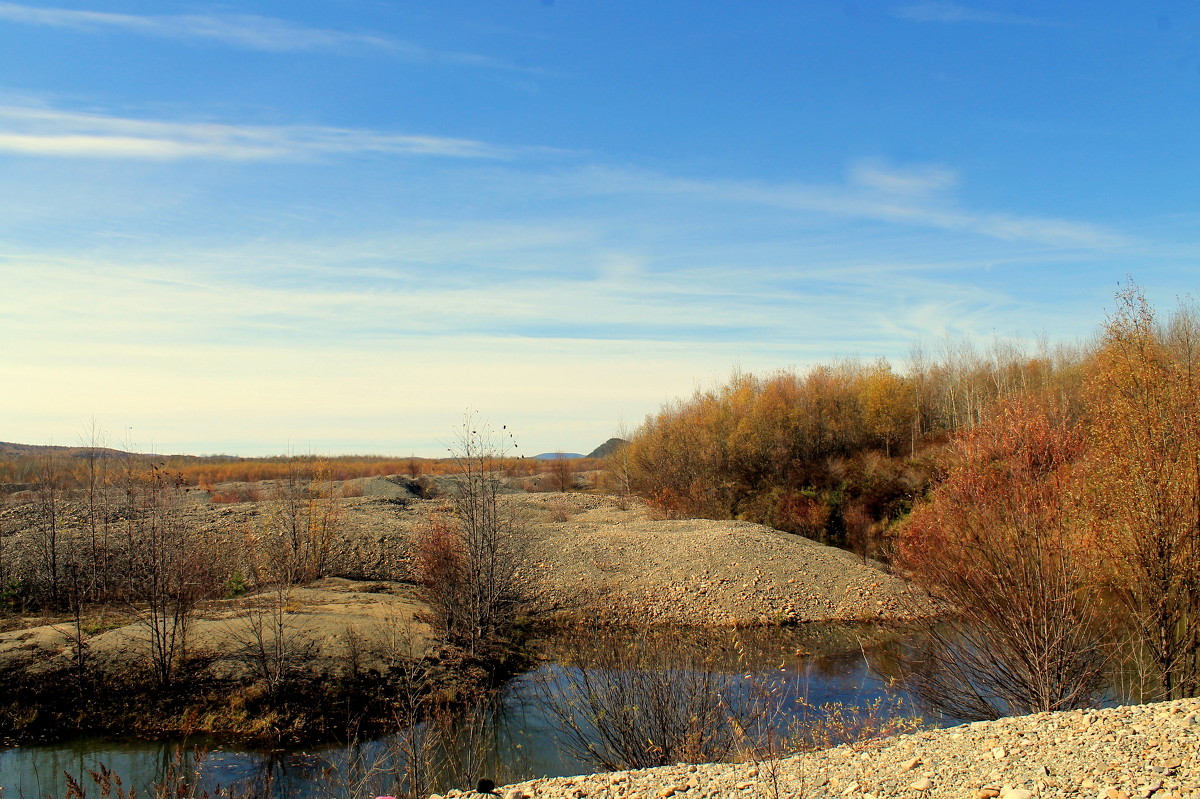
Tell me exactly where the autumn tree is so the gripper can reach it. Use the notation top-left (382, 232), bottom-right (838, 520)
top-left (860, 360), bottom-right (914, 456)
top-left (1083, 287), bottom-right (1200, 699)
top-left (897, 396), bottom-right (1109, 719)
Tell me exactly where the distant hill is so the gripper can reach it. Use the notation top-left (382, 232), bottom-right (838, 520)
top-left (0, 441), bottom-right (137, 459)
top-left (586, 438), bottom-right (628, 459)
top-left (531, 452), bottom-right (584, 460)
top-left (0, 442), bottom-right (235, 462)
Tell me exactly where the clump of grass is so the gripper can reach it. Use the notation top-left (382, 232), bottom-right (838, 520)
top-left (790, 695), bottom-right (923, 752)
top-left (547, 497), bottom-right (572, 522)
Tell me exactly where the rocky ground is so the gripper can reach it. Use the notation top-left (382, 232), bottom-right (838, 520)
top-left (479, 698), bottom-right (1200, 799)
top-left (0, 480), bottom-right (935, 683)
top-left (515, 493), bottom-right (933, 626)
top-left (0, 477), bottom-right (937, 640)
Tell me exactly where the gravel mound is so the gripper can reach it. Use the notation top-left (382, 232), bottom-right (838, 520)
top-left (482, 698), bottom-right (1200, 799)
top-left (519, 494), bottom-right (935, 626)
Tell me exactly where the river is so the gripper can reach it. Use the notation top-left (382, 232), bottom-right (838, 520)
top-left (0, 624), bottom-right (929, 799)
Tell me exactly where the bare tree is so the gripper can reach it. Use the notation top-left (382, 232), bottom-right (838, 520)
top-left (79, 418), bottom-right (113, 598)
top-left (232, 583), bottom-right (314, 698)
top-left (123, 464), bottom-right (219, 686)
top-left (261, 458), bottom-right (342, 584)
top-left (411, 415), bottom-right (528, 657)
top-left (606, 426), bottom-right (634, 510)
top-left (549, 452), bottom-right (572, 493)
top-left (0, 488), bottom-right (13, 609)
top-left (31, 448), bottom-right (69, 607)
top-left (539, 630), bottom-right (774, 771)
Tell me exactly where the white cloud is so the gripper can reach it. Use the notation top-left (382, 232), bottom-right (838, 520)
top-left (0, 2), bottom-right (515, 65)
top-left (569, 166), bottom-right (1127, 250)
top-left (892, 2), bottom-right (1060, 26)
top-left (849, 159), bottom-right (958, 195)
top-left (0, 105), bottom-right (508, 160)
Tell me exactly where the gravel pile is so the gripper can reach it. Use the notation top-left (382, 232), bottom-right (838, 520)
top-left (465, 698), bottom-right (1200, 799)
top-left (518, 494), bottom-right (936, 625)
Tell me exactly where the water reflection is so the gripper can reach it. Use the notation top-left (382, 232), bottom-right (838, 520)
top-left (0, 624), bottom-right (925, 799)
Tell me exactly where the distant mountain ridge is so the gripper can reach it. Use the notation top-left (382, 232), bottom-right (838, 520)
top-left (530, 439), bottom-right (630, 460)
top-left (586, 438), bottom-right (628, 459)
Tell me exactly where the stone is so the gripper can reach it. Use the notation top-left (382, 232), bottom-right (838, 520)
top-left (902, 758), bottom-right (922, 772)
top-left (1002, 790), bottom-right (1033, 799)
top-left (910, 778), bottom-right (933, 792)
top-left (979, 790), bottom-right (1001, 799)
top-left (993, 747), bottom-right (1008, 760)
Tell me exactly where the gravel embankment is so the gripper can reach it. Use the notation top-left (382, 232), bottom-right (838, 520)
top-left (464, 698), bottom-right (1200, 799)
top-left (518, 493), bottom-right (936, 626)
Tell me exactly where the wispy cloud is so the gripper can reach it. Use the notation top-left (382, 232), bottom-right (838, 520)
top-left (849, 159), bottom-right (959, 196)
top-left (0, 105), bottom-right (509, 160)
top-left (892, 2), bottom-right (1060, 26)
top-left (0, 2), bottom-right (516, 67)
top-left (569, 165), bottom-right (1126, 250)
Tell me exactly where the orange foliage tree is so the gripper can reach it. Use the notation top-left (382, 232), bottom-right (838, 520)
top-left (897, 396), bottom-right (1109, 719)
top-left (625, 365), bottom-right (922, 544)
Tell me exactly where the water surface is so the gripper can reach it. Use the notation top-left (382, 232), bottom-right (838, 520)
top-left (0, 624), bottom-right (924, 799)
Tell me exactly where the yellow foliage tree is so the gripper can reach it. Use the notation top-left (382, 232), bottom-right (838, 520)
top-left (1083, 285), bottom-right (1200, 699)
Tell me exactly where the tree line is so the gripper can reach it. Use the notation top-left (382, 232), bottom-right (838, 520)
top-left (622, 285), bottom-right (1200, 707)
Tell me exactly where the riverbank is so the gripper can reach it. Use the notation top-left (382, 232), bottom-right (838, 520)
top-left (0, 579), bottom-right (466, 744)
top-left (0, 484), bottom-right (937, 744)
top-left (490, 698), bottom-right (1200, 799)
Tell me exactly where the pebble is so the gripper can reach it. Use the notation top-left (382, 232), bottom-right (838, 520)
top-left (481, 698), bottom-right (1200, 799)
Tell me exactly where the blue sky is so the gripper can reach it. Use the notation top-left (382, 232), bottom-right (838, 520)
top-left (2, 1), bottom-right (1199, 456)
